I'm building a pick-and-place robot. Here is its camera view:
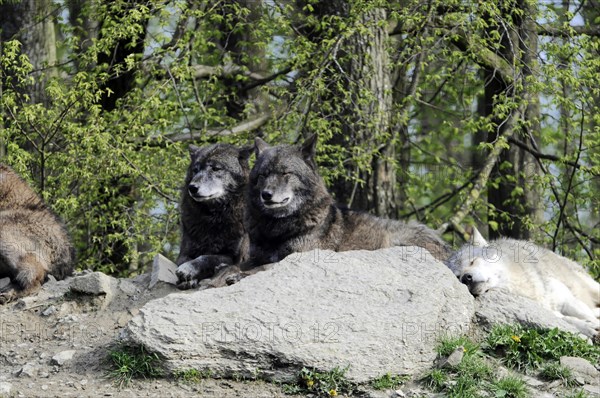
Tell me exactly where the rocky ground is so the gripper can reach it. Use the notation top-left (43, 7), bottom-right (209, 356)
top-left (0, 270), bottom-right (299, 398)
top-left (0, 250), bottom-right (598, 398)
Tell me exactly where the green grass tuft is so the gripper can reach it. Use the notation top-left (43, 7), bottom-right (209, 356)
top-left (485, 325), bottom-right (600, 370)
top-left (173, 368), bottom-right (213, 383)
top-left (370, 372), bottom-right (408, 390)
top-left (107, 344), bottom-right (163, 387)
top-left (539, 361), bottom-right (574, 386)
top-left (490, 376), bottom-right (530, 398)
top-left (282, 366), bottom-right (354, 397)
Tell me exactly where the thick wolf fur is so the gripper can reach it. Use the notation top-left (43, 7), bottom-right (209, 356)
top-left (175, 144), bottom-right (251, 289)
top-left (0, 164), bottom-right (74, 303)
top-left (243, 134), bottom-right (450, 269)
top-left (448, 228), bottom-right (600, 337)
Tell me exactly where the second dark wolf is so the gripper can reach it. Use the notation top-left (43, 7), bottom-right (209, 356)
top-left (244, 135), bottom-right (450, 268)
top-left (175, 144), bottom-right (251, 289)
top-left (0, 164), bottom-right (74, 303)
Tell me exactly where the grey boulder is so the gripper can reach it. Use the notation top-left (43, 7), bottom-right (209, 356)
top-left (125, 247), bottom-right (474, 383)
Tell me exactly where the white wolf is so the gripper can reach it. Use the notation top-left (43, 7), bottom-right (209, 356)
top-left (448, 228), bottom-right (600, 337)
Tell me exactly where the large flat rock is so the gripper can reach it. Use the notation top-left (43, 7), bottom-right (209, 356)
top-left (125, 247), bottom-right (474, 383)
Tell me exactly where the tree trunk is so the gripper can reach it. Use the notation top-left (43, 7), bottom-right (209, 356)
top-left (482, 0), bottom-right (541, 240)
top-left (307, 3), bottom-right (395, 217)
top-left (0, 0), bottom-right (57, 183)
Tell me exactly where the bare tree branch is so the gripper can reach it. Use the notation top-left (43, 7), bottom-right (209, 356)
top-left (537, 24), bottom-right (600, 37)
top-left (167, 113), bottom-right (271, 142)
top-left (193, 63), bottom-right (268, 81)
top-left (445, 101), bottom-right (528, 239)
top-left (508, 137), bottom-right (598, 176)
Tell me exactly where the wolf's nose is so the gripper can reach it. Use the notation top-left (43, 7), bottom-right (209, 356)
top-left (261, 190), bottom-right (273, 201)
top-left (461, 273), bottom-right (473, 284)
top-left (188, 184), bottom-right (199, 195)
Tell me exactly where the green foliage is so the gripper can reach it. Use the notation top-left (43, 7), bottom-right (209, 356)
top-left (423, 369), bottom-right (447, 392)
top-left (436, 335), bottom-right (480, 357)
top-left (565, 391), bottom-right (591, 398)
top-left (539, 362), bottom-right (575, 386)
top-left (107, 345), bottom-right (163, 387)
top-left (490, 376), bottom-right (530, 398)
top-left (173, 368), bottom-right (213, 383)
top-left (1, 0), bottom-right (599, 276)
top-left (282, 366), bottom-right (354, 397)
top-left (485, 325), bottom-right (600, 370)
top-left (424, 335), bottom-right (493, 397)
top-left (370, 372), bottom-right (409, 390)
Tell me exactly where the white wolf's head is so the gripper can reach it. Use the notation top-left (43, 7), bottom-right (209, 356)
top-left (447, 227), bottom-right (504, 296)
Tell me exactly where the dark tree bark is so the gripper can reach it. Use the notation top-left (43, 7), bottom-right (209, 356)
top-left (301, 2), bottom-right (396, 217)
top-left (0, 0), bottom-right (57, 184)
top-left (480, 0), bottom-right (542, 240)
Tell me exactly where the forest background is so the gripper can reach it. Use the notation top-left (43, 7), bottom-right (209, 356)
top-left (0, 0), bottom-right (598, 279)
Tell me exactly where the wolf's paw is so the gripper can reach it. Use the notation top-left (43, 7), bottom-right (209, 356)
top-left (176, 261), bottom-right (200, 282)
top-left (177, 279), bottom-right (199, 290)
top-left (225, 272), bottom-right (248, 286)
top-left (0, 291), bottom-right (16, 305)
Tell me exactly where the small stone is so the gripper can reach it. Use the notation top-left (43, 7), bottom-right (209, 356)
top-left (438, 346), bottom-right (465, 369)
top-left (149, 254), bottom-right (178, 288)
top-left (583, 384), bottom-right (600, 396)
top-left (0, 382), bottom-right (13, 396)
top-left (16, 362), bottom-right (37, 378)
top-left (42, 305), bottom-right (57, 317)
top-left (523, 375), bottom-right (544, 387)
top-left (39, 372), bottom-right (50, 378)
top-left (51, 350), bottom-right (77, 366)
top-left (70, 272), bottom-right (113, 296)
top-left (118, 279), bottom-right (139, 296)
top-left (14, 297), bottom-right (37, 310)
top-left (80, 379), bottom-right (88, 386)
top-left (560, 356), bottom-right (600, 385)
top-left (41, 385), bottom-right (48, 391)
top-left (0, 277), bottom-right (11, 291)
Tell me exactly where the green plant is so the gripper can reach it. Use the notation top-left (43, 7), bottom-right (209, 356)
top-left (107, 345), bottom-right (163, 387)
top-left (539, 362), bottom-right (574, 386)
top-left (437, 335), bottom-right (480, 357)
top-left (485, 325), bottom-right (600, 370)
top-left (565, 390), bottom-right (590, 398)
top-left (423, 369), bottom-right (447, 392)
top-left (491, 376), bottom-right (529, 398)
top-left (173, 368), bottom-right (213, 383)
top-left (282, 366), bottom-right (354, 397)
top-left (370, 372), bottom-right (409, 390)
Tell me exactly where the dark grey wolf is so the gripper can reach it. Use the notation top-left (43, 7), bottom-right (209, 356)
top-left (448, 227), bottom-right (600, 337)
top-left (243, 134), bottom-right (450, 269)
top-left (0, 164), bottom-right (74, 303)
top-left (175, 144), bottom-right (251, 289)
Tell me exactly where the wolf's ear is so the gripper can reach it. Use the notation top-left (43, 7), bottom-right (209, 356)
top-left (238, 145), bottom-right (253, 166)
top-left (254, 137), bottom-right (270, 157)
top-left (301, 133), bottom-right (318, 162)
top-left (189, 145), bottom-right (200, 158)
top-left (470, 226), bottom-right (488, 246)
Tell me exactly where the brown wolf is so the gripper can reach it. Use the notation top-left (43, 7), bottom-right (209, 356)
top-left (243, 134), bottom-right (450, 269)
top-left (175, 144), bottom-right (251, 289)
top-left (0, 164), bottom-right (74, 303)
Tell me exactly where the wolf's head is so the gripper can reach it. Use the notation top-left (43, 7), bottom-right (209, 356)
top-left (447, 227), bottom-right (503, 295)
top-left (186, 144), bottom-right (251, 203)
top-left (249, 134), bottom-right (325, 218)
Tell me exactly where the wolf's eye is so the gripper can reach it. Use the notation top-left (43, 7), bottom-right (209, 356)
top-left (211, 164), bottom-right (222, 171)
top-left (192, 165), bottom-right (200, 174)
